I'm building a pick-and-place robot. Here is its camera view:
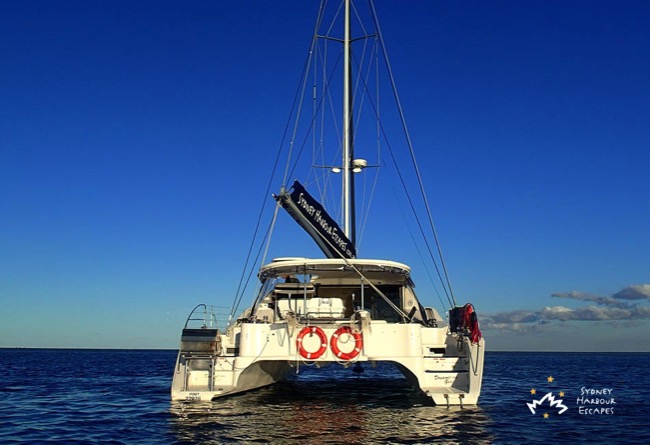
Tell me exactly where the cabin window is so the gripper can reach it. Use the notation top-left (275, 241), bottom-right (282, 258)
top-left (367, 285), bottom-right (402, 322)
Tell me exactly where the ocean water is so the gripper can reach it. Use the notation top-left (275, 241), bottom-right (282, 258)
top-left (0, 349), bottom-right (648, 444)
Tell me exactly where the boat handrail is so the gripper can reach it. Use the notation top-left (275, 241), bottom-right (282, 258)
top-left (273, 282), bottom-right (315, 295)
top-left (183, 304), bottom-right (229, 330)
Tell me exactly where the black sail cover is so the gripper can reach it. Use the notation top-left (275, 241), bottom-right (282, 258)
top-left (276, 180), bottom-right (356, 259)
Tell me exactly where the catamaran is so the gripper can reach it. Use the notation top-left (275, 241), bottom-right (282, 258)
top-left (171, 0), bottom-right (485, 406)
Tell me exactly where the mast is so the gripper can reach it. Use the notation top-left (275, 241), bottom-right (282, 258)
top-left (342, 0), bottom-right (354, 242)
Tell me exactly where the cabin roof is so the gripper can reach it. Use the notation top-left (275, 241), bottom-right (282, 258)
top-left (259, 257), bottom-right (411, 282)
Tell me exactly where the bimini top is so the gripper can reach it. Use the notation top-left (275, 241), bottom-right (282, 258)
top-left (259, 257), bottom-right (412, 283)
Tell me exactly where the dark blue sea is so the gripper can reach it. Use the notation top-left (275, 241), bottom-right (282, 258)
top-left (0, 349), bottom-right (648, 444)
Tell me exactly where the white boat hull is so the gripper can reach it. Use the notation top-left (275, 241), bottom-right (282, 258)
top-left (172, 319), bottom-right (484, 406)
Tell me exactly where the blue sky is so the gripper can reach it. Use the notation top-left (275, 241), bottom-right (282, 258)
top-left (1, 0), bottom-right (648, 351)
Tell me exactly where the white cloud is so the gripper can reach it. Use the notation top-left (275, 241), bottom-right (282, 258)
top-left (613, 284), bottom-right (650, 300)
top-left (551, 290), bottom-right (630, 308)
top-left (489, 310), bottom-right (538, 324)
top-left (483, 284), bottom-right (650, 331)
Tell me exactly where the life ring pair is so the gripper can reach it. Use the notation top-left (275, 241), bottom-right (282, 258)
top-left (296, 326), bottom-right (363, 361)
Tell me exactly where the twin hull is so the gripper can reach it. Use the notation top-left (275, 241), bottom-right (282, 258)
top-left (171, 318), bottom-right (485, 406)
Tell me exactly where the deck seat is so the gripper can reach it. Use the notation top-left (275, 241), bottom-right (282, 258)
top-left (306, 297), bottom-right (346, 318)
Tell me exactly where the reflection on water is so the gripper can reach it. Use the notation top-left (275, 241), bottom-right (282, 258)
top-left (170, 363), bottom-right (494, 444)
top-left (2, 350), bottom-right (647, 443)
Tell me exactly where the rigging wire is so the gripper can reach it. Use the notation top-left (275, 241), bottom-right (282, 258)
top-left (229, 213), bottom-right (278, 322)
top-left (356, 35), bottom-right (382, 248)
top-left (286, 58), bottom-right (342, 183)
top-left (369, 0), bottom-right (457, 308)
top-left (311, 35), bottom-right (343, 216)
top-left (349, 31), bottom-right (373, 250)
top-left (392, 184), bottom-right (449, 311)
top-left (299, 0), bottom-right (456, 309)
top-left (343, 37), bottom-right (454, 308)
top-left (232, 0), bottom-right (460, 318)
top-left (282, 2), bottom-right (329, 189)
top-left (230, 1), bottom-right (329, 320)
top-left (377, 121), bottom-right (455, 309)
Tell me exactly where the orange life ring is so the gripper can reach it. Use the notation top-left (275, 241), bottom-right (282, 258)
top-left (296, 326), bottom-right (328, 360)
top-left (330, 326), bottom-right (363, 361)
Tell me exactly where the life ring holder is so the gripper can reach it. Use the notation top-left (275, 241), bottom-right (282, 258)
top-left (330, 326), bottom-right (363, 361)
top-left (296, 326), bottom-right (328, 360)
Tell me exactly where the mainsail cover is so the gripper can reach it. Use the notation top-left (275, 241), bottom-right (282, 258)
top-left (276, 180), bottom-right (356, 259)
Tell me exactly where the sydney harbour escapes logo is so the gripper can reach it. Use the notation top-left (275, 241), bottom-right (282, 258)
top-left (527, 376), bottom-right (568, 418)
top-left (526, 376), bottom-right (616, 418)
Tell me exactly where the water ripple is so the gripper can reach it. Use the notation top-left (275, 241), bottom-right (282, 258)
top-left (0, 349), bottom-right (648, 443)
